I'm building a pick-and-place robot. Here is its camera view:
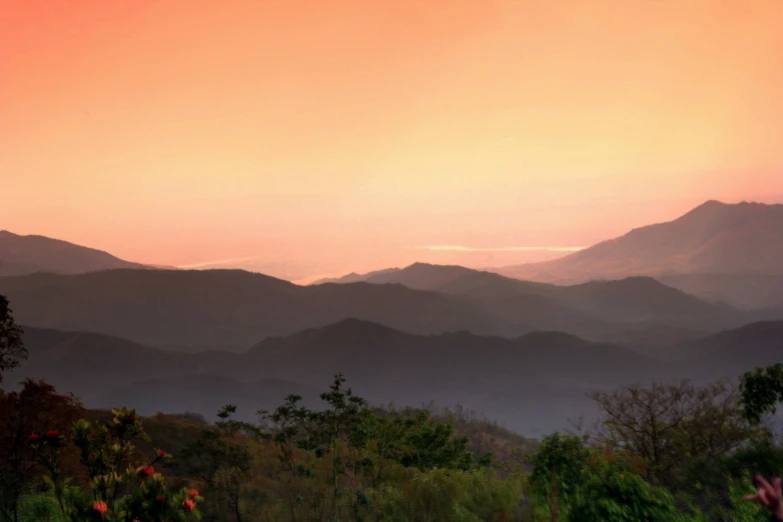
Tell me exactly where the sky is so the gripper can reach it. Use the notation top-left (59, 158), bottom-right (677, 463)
top-left (2, 0), bottom-right (782, 281)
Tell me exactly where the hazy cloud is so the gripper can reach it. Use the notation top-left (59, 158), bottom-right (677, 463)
top-left (414, 245), bottom-right (586, 252)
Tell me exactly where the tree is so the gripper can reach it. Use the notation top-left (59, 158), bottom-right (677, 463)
top-left (741, 364), bottom-right (783, 425)
top-left (0, 294), bottom-right (26, 387)
top-left (568, 456), bottom-right (687, 522)
top-left (526, 433), bottom-right (592, 520)
top-left (353, 408), bottom-right (474, 484)
top-left (259, 394), bottom-right (324, 522)
top-left (310, 373), bottom-right (366, 521)
top-left (0, 379), bottom-right (84, 522)
top-left (181, 406), bottom-right (256, 522)
top-left (526, 433), bottom-right (689, 522)
top-left (589, 379), bottom-right (760, 489)
top-left (394, 411), bottom-right (472, 472)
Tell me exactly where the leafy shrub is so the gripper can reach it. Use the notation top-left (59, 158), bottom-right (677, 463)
top-left (27, 406), bottom-right (203, 522)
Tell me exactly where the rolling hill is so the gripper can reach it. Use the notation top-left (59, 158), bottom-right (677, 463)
top-left (656, 272), bottom-right (783, 309)
top-left (10, 320), bottom-right (662, 435)
top-left (0, 230), bottom-right (149, 275)
top-left (0, 269), bottom-right (508, 349)
top-left (661, 320), bottom-right (783, 376)
top-left (494, 200), bottom-right (783, 287)
top-left (311, 262), bottom-right (753, 335)
top-left (11, 318), bottom-right (776, 435)
top-left (2, 264), bottom-right (758, 351)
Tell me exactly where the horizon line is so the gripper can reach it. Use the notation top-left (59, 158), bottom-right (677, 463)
top-left (413, 245), bottom-right (587, 252)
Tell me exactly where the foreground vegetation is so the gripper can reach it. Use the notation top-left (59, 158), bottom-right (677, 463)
top-left (2, 293), bottom-right (783, 521)
top-left (3, 373), bottom-right (781, 521)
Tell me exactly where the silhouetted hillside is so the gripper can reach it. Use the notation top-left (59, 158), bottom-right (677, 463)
top-left (14, 318), bottom-right (776, 435)
top-left (668, 320), bottom-right (783, 377)
top-left (311, 263), bottom-right (752, 334)
top-left (0, 230), bottom-right (148, 275)
top-left (0, 269), bottom-right (507, 349)
top-left (315, 263), bottom-right (546, 296)
top-left (548, 276), bottom-right (741, 326)
top-left (17, 326), bottom-right (205, 398)
top-left (13, 321), bottom-right (664, 435)
top-left (495, 201), bottom-right (783, 284)
top-left (313, 268), bottom-right (401, 285)
top-left (248, 319), bottom-right (657, 396)
top-left (658, 272), bottom-right (783, 309)
top-left (597, 323), bottom-right (709, 353)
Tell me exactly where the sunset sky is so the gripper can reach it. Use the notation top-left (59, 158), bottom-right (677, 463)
top-left (2, 0), bottom-right (782, 281)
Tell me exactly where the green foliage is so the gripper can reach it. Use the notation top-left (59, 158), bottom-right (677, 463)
top-left (28, 406), bottom-right (203, 522)
top-left (354, 408), bottom-right (475, 476)
top-left (367, 466), bottom-right (525, 522)
top-left (180, 406), bottom-right (254, 521)
top-left (16, 491), bottom-right (68, 522)
top-left (526, 434), bottom-right (701, 522)
top-left (527, 433), bottom-right (592, 515)
top-left (741, 363), bottom-right (783, 425)
top-left (709, 475), bottom-right (770, 521)
top-left (674, 438), bottom-right (783, 517)
top-left (6, 371), bottom-right (783, 522)
top-left (568, 457), bottom-right (685, 522)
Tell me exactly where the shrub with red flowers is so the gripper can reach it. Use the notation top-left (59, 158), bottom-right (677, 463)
top-left (29, 406), bottom-right (203, 521)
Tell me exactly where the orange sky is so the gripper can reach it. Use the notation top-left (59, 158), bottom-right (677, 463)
top-left (2, 0), bottom-right (782, 278)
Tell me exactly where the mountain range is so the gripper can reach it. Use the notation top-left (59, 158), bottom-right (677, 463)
top-left (3, 199), bottom-right (783, 437)
top-left (317, 201), bottom-right (783, 310)
top-left (10, 318), bottom-right (782, 436)
top-left (1, 265), bottom-right (767, 351)
top-left (0, 269), bottom-right (507, 349)
top-left (493, 201), bottom-right (783, 305)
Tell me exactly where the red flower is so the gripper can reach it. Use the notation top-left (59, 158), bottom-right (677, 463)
top-left (127, 414), bottom-right (136, 422)
top-left (28, 433), bottom-right (40, 442)
top-left (187, 489), bottom-right (199, 498)
top-left (182, 498), bottom-right (195, 511)
top-left (157, 481), bottom-right (164, 489)
top-left (156, 495), bottom-right (165, 503)
top-left (140, 465), bottom-right (154, 477)
top-left (92, 501), bottom-right (107, 513)
top-left (45, 429), bottom-right (60, 438)
top-left (158, 450), bottom-right (167, 457)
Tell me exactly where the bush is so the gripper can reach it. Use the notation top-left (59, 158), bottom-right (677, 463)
top-left (27, 406), bottom-right (203, 522)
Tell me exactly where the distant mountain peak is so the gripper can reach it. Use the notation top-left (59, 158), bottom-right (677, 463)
top-left (496, 200), bottom-right (783, 283)
top-left (318, 317), bottom-right (400, 334)
top-left (0, 230), bottom-right (149, 276)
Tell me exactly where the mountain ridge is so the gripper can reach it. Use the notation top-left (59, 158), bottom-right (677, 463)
top-left (10, 320), bottom-right (660, 435)
top-left (1, 265), bottom-right (759, 350)
top-left (0, 230), bottom-right (149, 276)
top-left (0, 268), bottom-right (508, 348)
top-left (304, 262), bottom-right (753, 335)
top-left (12, 318), bottom-right (779, 436)
top-left (493, 200), bottom-right (783, 284)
